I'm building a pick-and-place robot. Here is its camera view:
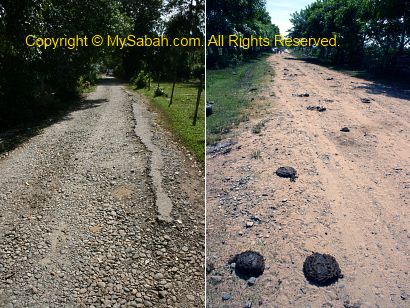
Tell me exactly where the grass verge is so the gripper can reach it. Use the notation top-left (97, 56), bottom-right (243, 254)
top-left (206, 54), bottom-right (273, 145)
top-left (133, 81), bottom-right (205, 165)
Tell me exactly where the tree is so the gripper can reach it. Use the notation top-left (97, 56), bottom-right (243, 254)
top-left (289, 0), bottom-right (410, 72)
top-left (207, 0), bottom-right (280, 67)
top-left (0, 0), bottom-right (130, 128)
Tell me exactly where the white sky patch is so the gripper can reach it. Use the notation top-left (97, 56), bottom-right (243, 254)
top-left (266, 0), bottom-right (315, 35)
top-left (0, 4), bottom-right (5, 18)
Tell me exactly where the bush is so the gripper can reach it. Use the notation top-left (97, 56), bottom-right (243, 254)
top-left (113, 64), bottom-right (126, 79)
top-left (154, 87), bottom-right (167, 97)
top-left (191, 64), bottom-right (204, 79)
top-left (131, 70), bottom-right (150, 89)
top-left (87, 68), bottom-right (99, 84)
top-left (77, 76), bottom-right (90, 89)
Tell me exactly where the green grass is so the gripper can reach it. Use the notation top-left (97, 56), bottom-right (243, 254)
top-left (133, 81), bottom-right (205, 165)
top-left (251, 119), bottom-right (268, 134)
top-left (206, 54), bottom-right (273, 145)
top-left (251, 149), bottom-right (262, 159)
top-left (80, 84), bottom-right (97, 94)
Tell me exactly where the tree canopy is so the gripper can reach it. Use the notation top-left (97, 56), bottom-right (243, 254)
top-left (289, 0), bottom-right (410, 72)
top-left (0, 0), bottom-right (204, 129)
top-left (207, 0), bottom-right (280, 67)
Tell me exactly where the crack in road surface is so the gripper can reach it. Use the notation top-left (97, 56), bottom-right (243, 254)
top-left (128, 91), bottom-right (173, 222)
top-left (0, 77), bottom-right (204, 307)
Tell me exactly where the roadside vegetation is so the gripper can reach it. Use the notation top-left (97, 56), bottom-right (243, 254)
top-left (133, 81), bottom-right (205, 164)
top-left (206, 0), bottom-right (280, 146)
top-left (125, 0), bottom-right (205, 164)
top-left (207, 0), bottom-right (280, 68)
top-left (0, 1), bottom-right (125, 130)
top-left (0, 0), bottom-right (204, 161)
top-left (251, 119), bottom-right (268, 134)
top-left (289, 0), bottom-right (409, 75)
top-left (206, 54), bottom-right (271, 145)
top-left (0, 0), bottom-right (204, 126)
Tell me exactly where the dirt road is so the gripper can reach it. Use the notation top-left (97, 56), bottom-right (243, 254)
top-left (0, 77), bottom-right (204, 307)
top-left (206, 54), bottom-right (409, 307)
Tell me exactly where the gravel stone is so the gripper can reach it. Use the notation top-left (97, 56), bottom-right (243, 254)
top-left (0, 80), bottom-right (204, 307)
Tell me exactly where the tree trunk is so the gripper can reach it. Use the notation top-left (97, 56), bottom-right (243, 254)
top-left (192, 74), bottom-right (203, 126)
top-left (169, 77), bottom-right (176, 107)
top-left (148, 73), bottom-right (151, 90)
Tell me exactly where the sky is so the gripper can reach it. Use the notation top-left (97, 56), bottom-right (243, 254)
top-left (266, 0), bottom-right (315, 35)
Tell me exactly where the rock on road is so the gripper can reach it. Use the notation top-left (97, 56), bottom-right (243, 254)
top-left (0, 77), bottom-right (204, 307)
top-left (206, 54), bottom-right (409, 307)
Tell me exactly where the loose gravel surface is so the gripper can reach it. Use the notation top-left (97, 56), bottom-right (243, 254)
top-left (206, 54), bottom-right (409, 307)
top-left (0, 77), bottom-right (204, 307)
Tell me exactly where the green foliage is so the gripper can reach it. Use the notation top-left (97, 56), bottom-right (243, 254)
top-left (0, 0), bottom-right (204, 130)
top-left (207, 0), bottom-right (280, 67)
top-left (289, 0), bottom-right (410, 72)
top-left (252, 120), bottom-right (266, 134)
top-left (191, 64), bottom-right (205, 79)
top-left (133, 81), bottom-right (205, 164)
top-left (206, 54), bottom-right (271, 144)
top-left (251, 149), bottom-right (262, 159)
top-left (0, 0), bottom-right (130, 129)
top-left (118, 0), bottom-right (204, 82)
top-left (154, 87), bottom-right (167, 97)
top-left (131, 70), bottom-right (150, 89)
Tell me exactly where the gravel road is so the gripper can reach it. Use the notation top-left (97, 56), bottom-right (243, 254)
top-left (0, 77), bottom-right (204, 307)
top-left (206, 54), bottom-right (409, 307)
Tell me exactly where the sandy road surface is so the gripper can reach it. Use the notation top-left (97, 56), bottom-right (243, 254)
top-left (206, 54), bottom-right (409, 307)
top-left (0, 77), bottom-right (204, 307)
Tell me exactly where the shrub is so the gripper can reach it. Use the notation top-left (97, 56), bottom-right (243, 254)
top-left (131, 70), bottom-right (150, 89)
top-left (154, 87), bottom-right (167, 97)
top-left (191, 64), bottom-right (204, 79)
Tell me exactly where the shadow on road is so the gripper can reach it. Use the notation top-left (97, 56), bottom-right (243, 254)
top-left (77, 98), bottom-right (108, 110)
top-left (0, 78), bottom-right (113, 155)
top-left (352, 82), bottom-right (410, 101)
top-left (98, 76), bottom-right (123, 86)
top-left (283, 56), bottom-right (410, 101)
